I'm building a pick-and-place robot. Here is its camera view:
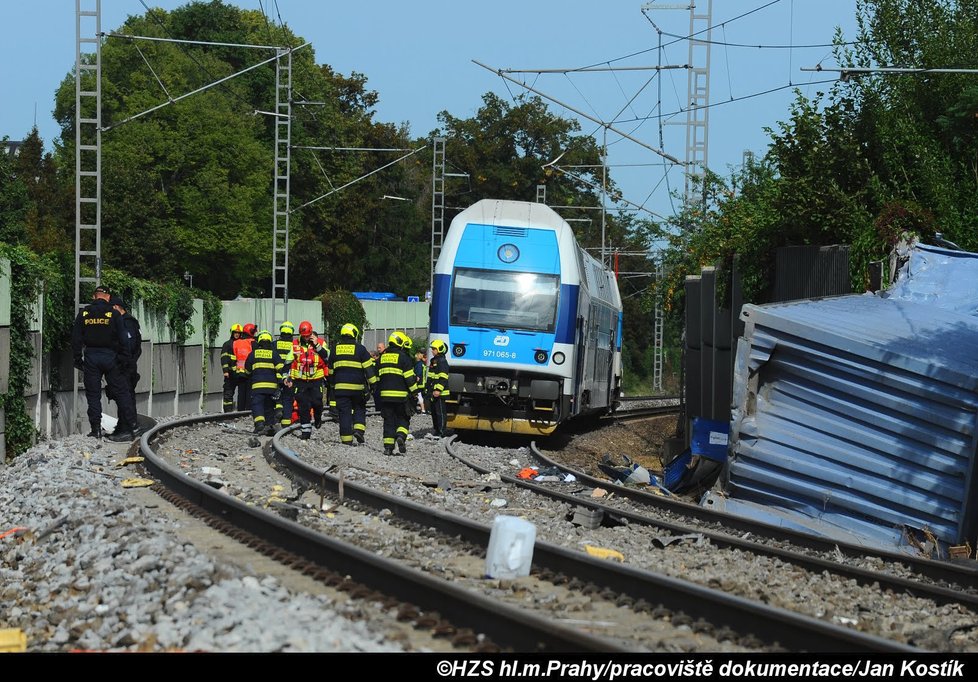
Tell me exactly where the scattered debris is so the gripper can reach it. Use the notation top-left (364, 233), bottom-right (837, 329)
top-left (651, 533), bottom-right (704, 549)
top-left (598, 454), bottom-right (654, 486)
top-left (0, 628), bottom-right (26, 653)
top-left (120, 478), bottom-right (155, 488)
top-left (489, 498), bottom-right (508, 508)
top-left (949, 543), bottom-right (973, 560)
top-left (116, 456), bottom-right (145, 467)
top-left (568, 507), bottom-right (603, 530)
top-left (590, 488), bottom-right (608, 499)
top-left (583, 544), bottom-right (624, 562)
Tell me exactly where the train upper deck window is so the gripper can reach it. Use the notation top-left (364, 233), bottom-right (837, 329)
top-left (450, 268), bottom-right (559, 332)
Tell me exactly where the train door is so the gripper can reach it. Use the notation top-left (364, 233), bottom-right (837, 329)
top-left (573, 315), bottom-right (586, 416)
top-left (591, 305), bottom-right (611, 408)
top-left (604, 325), bottom-right (616, 408)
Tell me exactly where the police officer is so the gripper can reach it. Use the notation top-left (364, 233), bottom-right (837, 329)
top-left (274, 321), bottom-right (297, 428)
top-left (327, 323), bottom-right (377, 446)
top-left (71, 285), bottom-right (140, 441)
top-left (241, 330), bottom-right (287, 435)
top-left (221, 324), bottom-right (244, 412)
top-left (428, 339), bottom-right (451, 438)
top-left (110, 296), bottom-right (142, 433)
top-left (376, 331), bottom-right (420, 456)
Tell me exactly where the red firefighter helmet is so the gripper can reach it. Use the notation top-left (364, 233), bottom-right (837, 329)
top-left (242, 323), bottom-right (257, 338)
top-left (299, 321), bottom-right (313, 337)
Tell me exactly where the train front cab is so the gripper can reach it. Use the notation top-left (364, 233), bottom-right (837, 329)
top-left (441, 279), bottom-right (573, 435)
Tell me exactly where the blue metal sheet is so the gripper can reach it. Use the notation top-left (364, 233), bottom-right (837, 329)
top-left (725, 244), bottom-right (978, 550)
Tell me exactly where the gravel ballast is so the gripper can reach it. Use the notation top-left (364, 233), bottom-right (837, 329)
top-left (0, 433), bottom-right (406, 653)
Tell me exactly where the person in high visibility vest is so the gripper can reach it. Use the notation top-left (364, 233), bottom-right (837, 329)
top-left (428, 339), bottom-right (451, 437)
top-left (241, 330), bottom-right (287, 435)
top-left (221, 324), bottom-right (244, 412)
top-left (376, 331), bottom-right (421, 456)
top-left (290, 321), bottom-right (330, 440)
top-left (326, 323), bottom-right (377, 446)
top-left (274, 321), bottom-right (297, 427)
top-left (232, 324), bottom-right (256, 410)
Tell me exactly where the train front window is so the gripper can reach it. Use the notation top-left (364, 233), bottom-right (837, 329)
top-left (451, 268), bottom-right (559, 332)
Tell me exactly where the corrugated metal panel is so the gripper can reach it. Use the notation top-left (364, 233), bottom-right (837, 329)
top-left (729, 292), bottom-right (978, 548)
top-left (773, 245), bottom-right (851, 302)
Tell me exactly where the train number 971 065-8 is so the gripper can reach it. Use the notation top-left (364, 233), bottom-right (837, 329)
top-left (483, 349), bottom-right (517, 359)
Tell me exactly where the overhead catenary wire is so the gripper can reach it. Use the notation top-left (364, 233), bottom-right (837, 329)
top-left (290, 144), bottom-right (429, 214)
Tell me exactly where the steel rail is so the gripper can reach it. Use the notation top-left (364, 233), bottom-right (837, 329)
top-left (264, 427), bottom-right (918, 652)
top-left (137, 414), bottom-right (627, 652)
top-left (442, 440), bottom-right (978, 610)
top-left (529, 442), bottom-right (978, 591)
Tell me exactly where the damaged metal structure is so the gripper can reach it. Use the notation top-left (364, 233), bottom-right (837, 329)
top-left (708, 243), bottom-right (978, 555)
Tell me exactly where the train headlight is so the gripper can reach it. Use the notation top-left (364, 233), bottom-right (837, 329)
top-left (497, 244), bottom-right (520, 263)
top-left (533, 350), bottom-right (549, 364)
top-left (452, 343), bottom-right (466, 357)
top-left (552, 352), bottom-right (565, 365)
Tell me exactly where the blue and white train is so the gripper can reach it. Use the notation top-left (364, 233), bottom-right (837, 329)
top-left (429, 199), bottom-right (623, 435)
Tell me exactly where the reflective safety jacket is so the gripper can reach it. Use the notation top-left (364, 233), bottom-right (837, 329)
top-left (233, 336), bottom-right (253, 371)
top-left (276, 334), bottom-right (295, 366)
top-left (377, 348), bottom-right (419, 402)
top-left (221, 334), bottom-right (239, 375)
top-left (427, 353), bottom-right (451, 397)
top-left (291, 337), bottom-right (329, 381)
top-left (327, 339), bottom-right (378, 396)
top-left (243, 340), bottom-right (287, 394)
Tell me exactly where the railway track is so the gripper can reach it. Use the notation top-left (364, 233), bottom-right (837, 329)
top-left (530, 442), bottom-right (978, 594)
top-left (132, 412), bottom-right (974, 652)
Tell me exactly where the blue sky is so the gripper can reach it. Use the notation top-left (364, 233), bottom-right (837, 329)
top-left (0, 1), bottom-right (859, 222)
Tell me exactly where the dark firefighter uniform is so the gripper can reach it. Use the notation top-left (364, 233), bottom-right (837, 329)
top-left (327, 323), bottom-right (377, 446)
top-left (70, 286), bottom-right (139, 441)
top-left (376, 331), bottom-right (420, 456)
top-left (274, 321), bottom-right (297, 427)
top-left (289, 322), bottom-right (330, 440)
top-left (428, 339), bottom-right (451, 437)
top-left (221, 324), bottom-right (243, 412)
top-left (242, 330), bottom-right (287, 435)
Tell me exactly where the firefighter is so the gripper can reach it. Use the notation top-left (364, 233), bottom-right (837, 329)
top-left (290, 321), bottom-right (330, 440)
top-left (221, 324), bottom-right (244, 412)
top-left (274, 321), bottom-right (297, 427)
top-left (233, 323), bottom-right (257, 410)
top-left (428, 339), bottom-right (451, 438)
top-left (241, 329), bottom-right (287, 435)
top-left (376, 331), bottom-right (420, 456)
top-left (327, 323), bottom-right (377, 446)
top-left (70, 285), bottom-right (139, 441)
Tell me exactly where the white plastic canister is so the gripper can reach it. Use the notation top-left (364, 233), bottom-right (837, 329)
top-left (484, 515), bottom-right (536, 579)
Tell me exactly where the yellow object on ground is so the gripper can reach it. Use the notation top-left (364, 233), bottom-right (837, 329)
top-left (584, 545), bottom-right (624, 562)
top-left (116, 457), bottom-right (145, 467)
top-left (120, 478), bottom-right (155, 488)
top-left (0, 628), bottom-right (27, 652)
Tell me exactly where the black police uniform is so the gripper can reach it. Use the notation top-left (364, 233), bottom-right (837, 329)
top-left (111, 297), bottom-right (142, 432)
top-left (71, 295), bottom-right (138, 439)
